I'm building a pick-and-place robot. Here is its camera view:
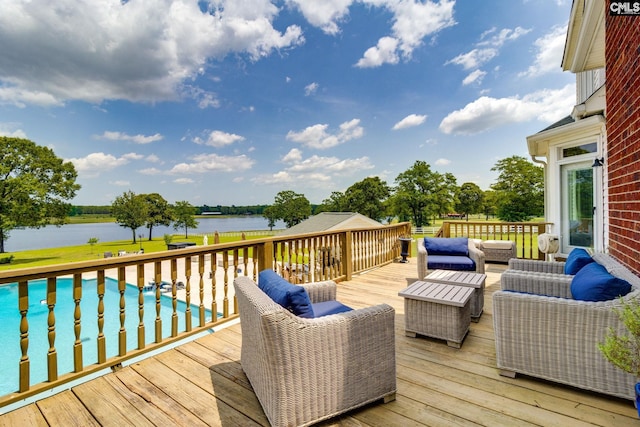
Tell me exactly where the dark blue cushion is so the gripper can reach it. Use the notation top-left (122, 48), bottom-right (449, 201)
top-left (427, 255), bottom-right (475, 271)
top-left (570, 262), bottom-right (632, 301)
top-left (424, 237), bottom-right (469, 256)
top-left (311, 300), bottom-right (353, 317)
top-left (564, 248), bottom-right (594, 275)
top-left (258, 270), bottom-right (314, 318)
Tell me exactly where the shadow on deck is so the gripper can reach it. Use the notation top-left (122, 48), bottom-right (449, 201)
top-left (0, 260), bottom-right (637, 426)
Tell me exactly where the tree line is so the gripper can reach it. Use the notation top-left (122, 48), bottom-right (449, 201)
top-left (263, 158), bottom-right (544, 229)
top-left (0, 137), bottom-right (543, 253)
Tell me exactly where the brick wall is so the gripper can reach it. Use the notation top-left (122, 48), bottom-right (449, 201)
top-left (605, 15), bottom-right (640, 274)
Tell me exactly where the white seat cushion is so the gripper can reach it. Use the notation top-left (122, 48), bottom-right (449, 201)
top-left (482, 240), bottom-right (513, 250)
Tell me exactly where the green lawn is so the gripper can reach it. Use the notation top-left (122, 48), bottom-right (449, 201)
top-left (0, 233), bottom-right (270, 271)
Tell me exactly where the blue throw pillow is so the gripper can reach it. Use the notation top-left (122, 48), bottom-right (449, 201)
top-left (258, 270), bottom-right (314, 318)
top-left (424, 237), bottom-right (469, 256)
top-left (570, 262), bottom-right (632, 301)
top-left (564, 248), bottom-right (594, 275)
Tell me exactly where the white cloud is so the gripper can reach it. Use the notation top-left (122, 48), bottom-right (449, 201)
top-left (477, 26), bottom-right (531, 48)
top-left (146, 154), bottom-right (161, 163)
top-left (286, 118), bottom-right (363, 149)
top-left (110, 180), bottom-right (130, 186)
top-left (0, 0), bottom-right (305, 106)
top-left (194, 130), bottom-right (245, 148)
top-left (392, 114), bottom-right (427, 130)
top-left (282, 148), bottom-right (303, 162)
top-left (286, 0), bottom-right (352, 35)
top-left (435, 158), bottom-right (451, 166)
top-left (304, 82), bottom-right (319, 96)
top-left (0, 123), bottom-right (27, 138)
top-left (98, 131), bottom-right (163, 144)
top-left (439, 84), bottom-right (575, 135)
top-left (66, 152), bottom-right (133, 177)
top-left (140, 167), bottom-right (162, 175)
top-left (519, 25), bottom-right (567, 78)
top-left (169, 153), bottom-right (255, 174)
top-left (462, 69), bottom-right (487, 86)
top-left (355, 37), bottom-right (400, 68)
top-left (356, 0), bottom-right (456, 67)
top-left (445, 48), bottom-right (497, 70)
top-left (254, 152), bottom-right (373, 185)
top-left (174, 178), bottom-right (195, 184)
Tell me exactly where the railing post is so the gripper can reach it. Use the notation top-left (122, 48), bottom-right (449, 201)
top-left (257, 241), bottom-right (274, 273)
top-left (537, 223), bottom-right (546, 260)
top-left (342, 231), bottom-right (352, 281)
top-left (443, 222), bottom-right (451, 237)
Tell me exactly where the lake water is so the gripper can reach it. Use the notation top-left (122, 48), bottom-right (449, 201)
top-left (6, 216), bottom-right (285, 252)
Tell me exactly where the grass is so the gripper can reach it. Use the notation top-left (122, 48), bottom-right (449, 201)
top-left (0, 233), bottom-right (272, 271)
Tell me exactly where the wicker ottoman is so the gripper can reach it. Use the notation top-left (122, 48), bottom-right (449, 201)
top-left (481, 240), bottom-right (516, 263)
top-left (398, 281), bottom-right (473, 348)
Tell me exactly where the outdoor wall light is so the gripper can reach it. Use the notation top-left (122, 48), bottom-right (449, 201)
top-left (592, 157), bottom-right (605, 167)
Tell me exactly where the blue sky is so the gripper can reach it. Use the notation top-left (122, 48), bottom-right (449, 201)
top-left (0, 0), bottom-right (574, 206)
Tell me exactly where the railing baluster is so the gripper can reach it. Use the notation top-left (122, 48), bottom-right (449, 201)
top-left (171, 258), bottom-right (178, 337)
top-left (96, 271), bottom-right (106, 364)
top-left (154, 262), bottom-right (162, 343)
top-left (18, 280), bottom-right (30, 393)
top-left (73, 273), bottom-right (84, 371)
top-left (185, 255), bottom-right (192, 332)
top-left (46, 278), bottom-right (58, 382)
top-left (198, 253), bottom-right (205, 327)
top-left (117, 267), bottom-right (126, 357)
top-left (136, 264), bottom-right (145, 350)
top-left (223, 251), bottom-right (229, 317)
top-left (211, 251), bottom-right (218, 321)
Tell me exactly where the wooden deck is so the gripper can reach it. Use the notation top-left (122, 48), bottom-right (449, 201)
top-left (1, 260), bottom-right (638, 426)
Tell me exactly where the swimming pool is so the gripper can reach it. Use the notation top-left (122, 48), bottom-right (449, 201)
top-left (0, 277), bottom-right (211, 396)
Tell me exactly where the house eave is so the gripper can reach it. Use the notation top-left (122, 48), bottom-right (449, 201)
top-left (526, 114), bottom-right (605, 158)
top-left (561, 0), bottom-right (605, 72)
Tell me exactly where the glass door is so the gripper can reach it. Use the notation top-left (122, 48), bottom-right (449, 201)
top-left (561, 161), bottom-right (594, 252)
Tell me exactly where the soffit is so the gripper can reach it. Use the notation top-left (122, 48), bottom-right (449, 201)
top-left (562, 0), bottom-right (606, 72)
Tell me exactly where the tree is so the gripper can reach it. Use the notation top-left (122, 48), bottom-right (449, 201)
top-left (318, 191), bottom-right (348, 213)
top-left (482, 190), bottom-right (498, 220)
top-left (490, 156), bottom-right (544, 221)
top-left (266, 190), bottom-right (311, 228)
top-left (112, 191), bottom-right (148, 243)
top-left (390, 161), bottom-right (457, 227)
top-left (263, 205), bottom-right (278, 230)
top-left (343, 177), bottom-right (390, 221)
top-left (455, 182), bottom-right (485, 220)
top-left (173, 201), bottom-right (198, 238)
top-left (142, 193), bottom-right (173, 240)
top-left (0, 137), bottom-right (80, 253)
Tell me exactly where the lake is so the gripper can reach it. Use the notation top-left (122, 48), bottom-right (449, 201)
top-left (6, 216), bottom-right (285, 252)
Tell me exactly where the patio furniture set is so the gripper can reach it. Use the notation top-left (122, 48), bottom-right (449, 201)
top-left (233, 237), bottom-right (638, 426)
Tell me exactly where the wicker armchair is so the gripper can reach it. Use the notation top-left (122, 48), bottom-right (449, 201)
top-left (493, 253), bottom-right (640, 400)
top-left (233, 276), bottom-right (397, 427)
top-left (417, 237), bottom-right (485, 280)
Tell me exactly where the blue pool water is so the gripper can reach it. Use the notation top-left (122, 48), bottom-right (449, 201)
top-left (0, 278), bottom-right (211, 396)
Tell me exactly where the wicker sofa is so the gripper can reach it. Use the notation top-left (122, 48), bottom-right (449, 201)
top-left (233, 275), bottom-right (397, 427)
top-left (493, 253), bottom-right (640, 400)
top-left (417, 237), bottom-right (485, 280)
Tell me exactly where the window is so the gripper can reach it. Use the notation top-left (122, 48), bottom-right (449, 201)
top-left (562, 142), bottom-right (597, 158)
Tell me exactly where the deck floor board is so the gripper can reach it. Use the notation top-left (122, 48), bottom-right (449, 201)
top-left (1, 260), bottom-right (638, 426)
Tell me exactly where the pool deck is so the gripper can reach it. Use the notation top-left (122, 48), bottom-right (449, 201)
top-left (0, 260), bottom-right (637, 426)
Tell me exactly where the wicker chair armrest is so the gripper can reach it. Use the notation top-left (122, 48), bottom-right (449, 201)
top-left (468, 242), bottom-right (485, 274)
top-left (508, 258), bottom-right (566, 274)
top-left (301, 280), bottom-right (337, 303)
top-left (492, 290), bottom-right (637, 399)
top-left (417, 238), bottom-right (428, 280)
top-left (500, 270), bottom-right (573, 298)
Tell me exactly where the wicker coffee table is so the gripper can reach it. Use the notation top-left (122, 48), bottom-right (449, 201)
top-left (398, 281), bottom-right (473, 348)
top-left (424, 270), bottom-right (486, 321)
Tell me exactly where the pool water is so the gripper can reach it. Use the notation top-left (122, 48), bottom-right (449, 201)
top-left (0, 277), bottom-right (211, 396)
